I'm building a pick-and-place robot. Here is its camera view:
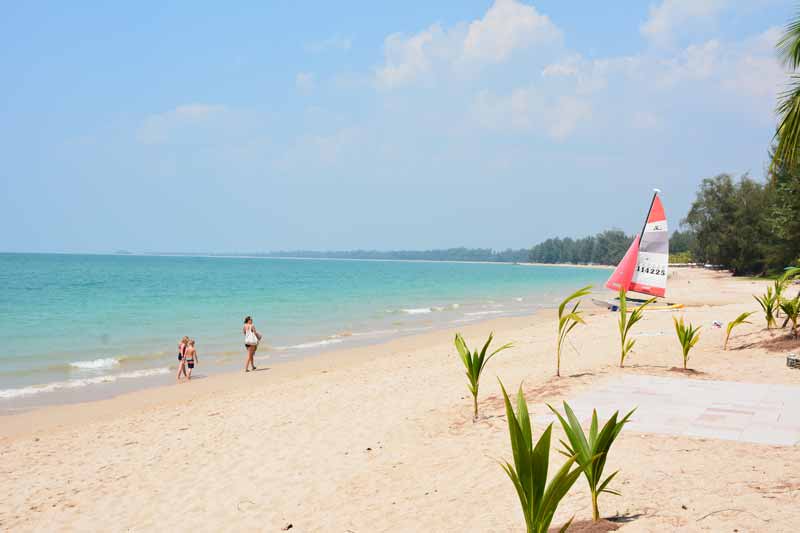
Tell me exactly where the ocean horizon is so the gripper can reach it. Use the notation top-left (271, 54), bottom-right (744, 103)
top-left (0, 253), bottom-right (610, 409)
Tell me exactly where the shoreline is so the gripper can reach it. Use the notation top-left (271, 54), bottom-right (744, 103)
top-left (0, 258), bottom-right (612, 411)
top-left (0, 302), bottom-right (553, 413)
top-left (0, 310), bottom-right (549, 437)
top-left (0, 266), bottom-right (742, 426)
top-left (0, 268), bottom-right (776, 435)
top-left (3, 267), bottom-right (799, 532)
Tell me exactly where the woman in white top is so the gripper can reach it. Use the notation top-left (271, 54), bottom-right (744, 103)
top-left (242, 316), bottom-right (262, 372)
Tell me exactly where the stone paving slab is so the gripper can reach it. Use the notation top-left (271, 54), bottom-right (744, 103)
top-left (541, 375), bottom-right (800, 446)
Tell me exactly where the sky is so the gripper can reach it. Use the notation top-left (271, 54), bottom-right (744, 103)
top-left (0, 0), bottom-right (795, 253)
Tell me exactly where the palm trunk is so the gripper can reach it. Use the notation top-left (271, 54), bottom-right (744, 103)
top-left (473, 394), bottom-right (478, 421)
top-left (591, 491), bottom-right (599, 521)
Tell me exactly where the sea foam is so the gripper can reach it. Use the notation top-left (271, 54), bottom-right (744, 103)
top-left (0, 367), bottom-right (170, 400)
top-left (401, 308), bottom-right (432, 314)
top-left (69, 358), bottom-right (120, 370)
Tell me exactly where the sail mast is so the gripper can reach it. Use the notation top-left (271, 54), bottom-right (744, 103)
top-left (628, 189), bottom-right (668, 298)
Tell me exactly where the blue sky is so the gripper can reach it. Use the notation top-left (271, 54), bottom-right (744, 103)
top-left (0, 0), bottom-right (794, 253)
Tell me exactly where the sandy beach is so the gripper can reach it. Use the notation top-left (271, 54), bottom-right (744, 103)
top-left (2, 267), bottom-right (799, 532)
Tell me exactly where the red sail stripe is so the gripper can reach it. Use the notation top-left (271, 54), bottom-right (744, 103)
top-left (605, 235), bottom-right (639, 292)
top-left (628, 281), bottom-right (666, 298)
top-left (647, 194), bottom-right (666, 223)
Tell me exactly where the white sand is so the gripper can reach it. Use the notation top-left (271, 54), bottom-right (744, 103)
top-left (1, 268), bottom-right (799, 532)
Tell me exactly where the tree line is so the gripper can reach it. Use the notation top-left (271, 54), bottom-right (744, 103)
top-left (251, 166), bottom-right (800, 275)
top-left (258, 247), bottom-right (530, 263)
top-left (682, 168), bottom-right (800, 275)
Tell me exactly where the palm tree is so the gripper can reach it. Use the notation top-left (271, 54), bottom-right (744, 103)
top-left (773, 11), bottom-right (800, 170)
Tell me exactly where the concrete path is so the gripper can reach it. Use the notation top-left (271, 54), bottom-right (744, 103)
top-left (545, 375), bottom-right (800, 446)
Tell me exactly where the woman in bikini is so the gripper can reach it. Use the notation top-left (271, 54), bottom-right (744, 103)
top-left (243, 316), bottom-right (262, 372)
top-left (176, 336), bottom-right (189, 381)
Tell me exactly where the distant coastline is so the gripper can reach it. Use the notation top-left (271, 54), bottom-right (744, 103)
top-left (129, 251), bottom-right (616, 268)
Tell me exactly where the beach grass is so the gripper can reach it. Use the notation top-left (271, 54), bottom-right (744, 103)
top-left (779, 295), bottom-right (800, 337)
top-left (724, 311), bottom-right (755, 350)
top-left (555, 285), bottom-right (592, 377)
top-left (454, 333), bottom-right (512, 420)
top-left (499, 381), bottom-right (582, 533)
top-left (548, 402), bottom-right (635, 522)
top-left (754, 287), bottom-right (778, 329)
top-left (617, 289), bottom-right (655, 368)
top-left (674, 316), bottom-right (701, 370)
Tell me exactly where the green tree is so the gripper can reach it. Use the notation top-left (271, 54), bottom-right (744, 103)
top-left (765, 153), bottom-right (800, 270)
top-left (684, 174), bottom-right (771, 275)
top-left (669, 229), bottom-right (695, 254)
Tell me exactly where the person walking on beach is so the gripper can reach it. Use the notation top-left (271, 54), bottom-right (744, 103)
top-left (176, 336), bottom-right (189, 381)
top-left (184, 339), bottom-right (198, 380)
top-left (243, 316), bottom-right (262, 372)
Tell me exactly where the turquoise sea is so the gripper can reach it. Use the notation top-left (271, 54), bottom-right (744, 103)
top-left (0, 253), bottom-right (609, 408)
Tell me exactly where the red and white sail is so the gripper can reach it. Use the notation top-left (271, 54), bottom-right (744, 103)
top-left (605, 191), bottom-right (669, 298)
top-left (605, 235), bottom-right (639, 292)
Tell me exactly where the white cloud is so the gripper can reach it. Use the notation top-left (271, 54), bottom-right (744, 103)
top-left (137, 104), bottom-right (228, 145)
top-left (376, 24), bottom-right (446, 88)
top-left (296, 72), bottom-right (315, 94)
top-left (375, 0), bottom-right (561, 88)
top-left (657, 39), bottom-right (720, 87)
top-left (641, 0), bottom-right (729, 46)
top-left (722, 27), bottom-right (785, 100)
top-left (472, 88), bottom-right (590, 140)
top-left (460, 0), bottom-right (561, 64)
top-left (542, 54), bottom-right (640, 94)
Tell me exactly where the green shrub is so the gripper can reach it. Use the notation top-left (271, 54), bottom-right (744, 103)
top-left (499, 381), bottom-right (582, 533)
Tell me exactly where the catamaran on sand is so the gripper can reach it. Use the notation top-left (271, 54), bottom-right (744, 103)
top-left (593, 190), bottom-right (683, 311)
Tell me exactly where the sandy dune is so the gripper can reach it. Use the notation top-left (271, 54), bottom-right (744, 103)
top-left (1, 268), bottom-right (799, 532)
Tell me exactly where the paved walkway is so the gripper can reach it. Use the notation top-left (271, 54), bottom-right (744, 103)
top-left (547, 375), bottom-right (800, 446)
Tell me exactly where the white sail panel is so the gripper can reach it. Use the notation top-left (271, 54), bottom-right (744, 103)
top-left (629, 193), bottom-right (668, 297)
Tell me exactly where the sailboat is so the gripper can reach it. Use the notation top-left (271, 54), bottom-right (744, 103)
top-left (593, 189), bottom-right (683, 311)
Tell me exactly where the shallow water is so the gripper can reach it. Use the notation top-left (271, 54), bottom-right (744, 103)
top-left (0, 253), bottom-right (609, 405)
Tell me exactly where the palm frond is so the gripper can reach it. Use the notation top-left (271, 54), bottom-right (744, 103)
top-left (673, 316), bottom-right (701, 370)
top-left (724, 311), bottom-right (755, 350)
top-left (456, 333), bottom-right (512, 420)
top-left (778, 11), bottom-right (800, 70)
top-left (618, 289), bottom-right (655, 367)
top-left (555, 285), bottom-right (592, 377)
top-left (500, 381), bottom-right (582, 533)
top-left (548, 401), bottom-right (635, 521)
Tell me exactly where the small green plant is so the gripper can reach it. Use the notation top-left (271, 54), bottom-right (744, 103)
top-left (754, 287), bottom-right (778, 329)
top-left (785, 266), bottom-right (800, 278)
top-left (455, 333), bottom-right (512, 420)
top-left (548, 402), bottom-right (635, 522)
top-left (724, 311), bottom-right (755, 350)
top-left (555, 285), bottom-right (592, 377)
top-left (779, 296), bottom-right (800, 337)
top-left (775, 279), bottom-right (787, 318)
top-left (776, 267), bottom-right (800, 317)
top-left (499, 381), bottom-right (583, 533)
top-left (673, 316), bottom-right (701, 370)
top-left (618, 288), bottom-right (656, 368)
